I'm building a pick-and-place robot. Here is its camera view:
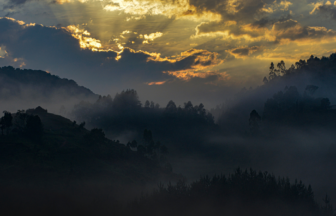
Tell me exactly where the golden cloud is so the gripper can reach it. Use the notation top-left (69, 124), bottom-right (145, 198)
top-left (64, 25), bottom-right (103, 51)
top-left (139, 32), bottom-right (163, 44)
top-left (0, 46), bottom-right (8, 58)
top-left (146, 81), bottom-right (167, 85)
top-left (54, 0), bottom-right (71, 4)
top-left (162, 49), bottom-right (224, 80)
top-left (1, 17), bottom-right (36, 27)
top-left (310, 2), bottom-right (324, 14)
top-left (279, 0), bottom-right (292, 11)
top-left (111, 47), bottom-right (225, 81)
top-left (53, 0), bottom-right (88, 4)
top-left (103, 0), bottom-right (221, 21)
top-left (165, 71), bottom-right (230, 82)
top-left (194, 21), bottom-right (273, 42)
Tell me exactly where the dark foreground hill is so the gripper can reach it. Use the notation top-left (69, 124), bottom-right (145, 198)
top-left (0, 109), bottom-right (334, 216)
top-left (0, 107), bottom-right (181, 216)
top-left (0, 107), bottom-right (175, 184)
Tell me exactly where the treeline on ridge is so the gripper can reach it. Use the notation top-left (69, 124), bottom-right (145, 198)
top-left (123, 168), bottom-right (333, 216)
top-left (71, 89), bottom-right (217, 153)
top-left (217, 53), bottom-right (336, 135)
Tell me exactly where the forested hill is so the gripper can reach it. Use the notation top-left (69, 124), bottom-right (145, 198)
top-left (263, 53), bottom-right (336, 101)
top-left (265, 53), bottom-right (336, 82)
top-left (0, 66), bottom-right (96, 98)
top-left (0, 107), bottom-right (175, 184)
top-left (0, 66), bottom-right (98, 113)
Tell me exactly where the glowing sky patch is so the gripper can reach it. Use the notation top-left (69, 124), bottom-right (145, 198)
top-left (0, 46), bottom-right (7, 58)
top-left (146, 80), bottom-right (166, 85)
top-left (65, 25), bottom-right (103, 50)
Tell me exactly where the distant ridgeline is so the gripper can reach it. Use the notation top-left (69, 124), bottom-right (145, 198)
top-left (217, 53), bottom-right (336, 135)
top-left (255, 53), bottom-right (336, 127)
top-left (264, 53), bottom-right (336, 83)
top-left (0, 66), bottom-right (97, 100)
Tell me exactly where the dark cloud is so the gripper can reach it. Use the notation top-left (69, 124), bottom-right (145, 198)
top-left (3, 0), bottom-right (33, 9)
top-left (273, 19), bottom-right (336, 42)
top-left (277, 13), bottom-right (292, 22)
top-left (272, 19), bottom-right (298, 31)
top-left (192, 0), bottom-right (275, 35)
top-left (315, 4), bottom-right (336, 20)
top-left (231, 48), bottom-right (250, 56)
top-left (250, 17), bottom-right (270, 28)
top-left (190, 0), bottom-right (273, 22)
top-left (191, 1), bottom-right (334, 45)
top-left (195, 20), bottom-right (266, 40)
top-left (229, 46), bottom-right (261, 58)
top-left (249, 14), bottom-right (292, 29)
top-left (0, 17), bottom-right (224, 96)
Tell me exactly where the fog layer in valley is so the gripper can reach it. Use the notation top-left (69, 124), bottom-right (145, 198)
top-left (2, 54), bottom-right (336, 215)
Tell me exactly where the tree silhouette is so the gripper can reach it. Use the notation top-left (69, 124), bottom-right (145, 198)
top-left (113, 89), bottom-right (142, 110)
top-left (322, 194), bottom-right (334, 215)
top-left (269, 62), bottom-right (276, 80)
top-left (263, 76), bottom-right (268, 84)
top-left (143, 129), bottom-right (153, 143)
top-left (145, 100), bottom-right (150, 108)
top-left (126, 168), bottom-right (322, 216)
top-left (130, 140), bottom-right (138, 148)
top-left (165, 100), bottom-right (177, 112)
top-left (249, 110), bottom-right (261, 134)
top-left (320, 98), bottom-right (330, 110)
top-left (277, 60), bottom-right (286, 75)
top-left (25, 115), bottom-right (43, 141)
top-left (0, 111), bottom-right (13, 135)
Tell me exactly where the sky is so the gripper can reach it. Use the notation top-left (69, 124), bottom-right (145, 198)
top-left (1, 0), bottom-right (336, 107)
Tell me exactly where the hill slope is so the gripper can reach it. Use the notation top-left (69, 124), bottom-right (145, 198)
top-left (0, 66), bottom-right (98, 113)
top-left (0, 107), bottom-right (175, 184)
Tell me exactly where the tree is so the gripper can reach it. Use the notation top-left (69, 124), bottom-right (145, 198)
top-left (13, 110), bottom-right (27, 133)
top-left (277, 60), bottom-right (286, 75)
top-left (127, 140), bottom-right (138, 149)
top-left (143, 129), bottom-right (155, 155)
top-left (320, 98), bottom-right (331, 110)
top-left (137, 145), bottom-right (146, 155)
top-left (150, 101), bottom-right (155, 109)
top-left (145, 100), bottom-right (150, 108)
top-left (88, 128), bottom-right (105, 142)
top-left (249, 110), bottom-right (261, 134)
top-left (322, 194), bottom-right (334, 215)
top-left (143, 129), bottom-right (153, 143)
top-left (304, 85), bottom-right (318, 97)
top-left (130, 140), bottom-right (138, 148)
top-left (0, 111), bottom-right (13, 135)
top-left (113, 89), bottom-right (142, 110)
top-left (26, 115), bottom-right (43, 141)
top-left (0, 117), bottom-right (5, 136)
top-left (165, 100), bottom-right (177, 112)
top-left (263, 76), bottom-right (268, 84)
top-left (269, 62), bottom-right (276, 80)
top-left (184, 101), bottom-right (193, 111)
top-left (79, 121), bottom-right (86, 129)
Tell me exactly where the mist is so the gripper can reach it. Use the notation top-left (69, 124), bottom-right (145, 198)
top-left (2, 55), bottom-right (336, 215)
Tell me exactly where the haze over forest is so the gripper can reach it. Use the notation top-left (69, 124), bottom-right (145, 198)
top-left (2, 0), bottom-right (336, 215)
